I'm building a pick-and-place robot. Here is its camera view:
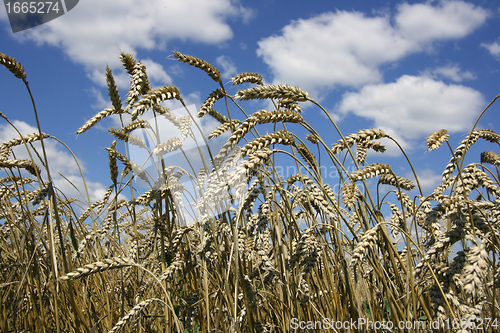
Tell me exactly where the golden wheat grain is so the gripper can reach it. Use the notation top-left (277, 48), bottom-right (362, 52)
top-left (77, 108), bottom-right (121, 134)
top-left (442, 129), bottom-right (500, 181)
top-left (350, 163), bottom-right (392, 181)
top-left (306, 134), bottom-right (320, 144)
top-left (235, 84), bottom-right (309, 102)
top-left (231, 72), bottom-right (263, 86)
top-left (480, 151), bottom-right (500, 165)
top-left (244, 148), bottom-right (273, 172)
top-left (0, 159), bottom-right (40, 177)
top-left (199, 88), bottom-right (226, 118)
top-left (125, 61), bottom-right (151, 109)
top-left (229, 110), bottom-right (303, 145)
top-left (106, 66), bottom-right (123, 113)
top-left (378, 174), bottom-right (416, 191)
top-left (455, 163), bottom-right (499, 196)
top-left (59, 257), bottom-right (135, 281)
top-left (107, 148), bottom-right (150, 184)
top-left (462, 244), bottom-right (489, 298)
top-left (108, 128), bottom-right (147, 149)
top-left (209, 119), bottom-right (241, 139)
top-left (120, 52), bottom-right (137, 76)
top-left (108, 299), bottom-right (155, 333)
top-left (1, 132), bottom-right (52, 150)
top-left (0, 133), bottom-right (52, 161)
top-left (0, 53), bottom-right (26, 81)
top-left (426, 129), bottom-right (449, 151)
top-left (120, 120), bottom-right (151, 133)
top-left (241, 130), bottom-right (295, 156)
top-left (152, 137), bottom-right (183, 156)
top-left (331, 128), bottom-right (386, 155)
top-left (341, 182), bottom-right (358, 210)
top-left (356, 141), bottom-right (386, 164)
top-left (351, 226), bottom-right (378, 264)
top-left (296, 143), bottom-right (319, 173)
top-left (130, 86), bottom-right (181, 120)
top-left (108, 140), bottom-right (118, 184)
top-left (173, 51), bottom-right (221, 83)
top-left (277, 98), bottom-right (302, 113)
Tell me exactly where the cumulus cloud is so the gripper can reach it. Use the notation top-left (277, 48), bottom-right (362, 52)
top-left (337, 75), bottom-right (484, 141)
top-left (5, 0), bottom-right (250, 83)
top-left (395, 1), bottom-right (487, 44)
top-left (481, 38), bottom-right (500, 58)
top-left (256, 1), bottom-right (488, 94)
top-left (0, 120), bottom-right (107, 203)
top-left (215, 55), bottom-right (238, 79)
top-left (425, 64), bottom-right (476, 82)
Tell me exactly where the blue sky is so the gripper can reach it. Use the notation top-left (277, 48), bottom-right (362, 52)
top-left (1, 0), bottom-right (500, 204)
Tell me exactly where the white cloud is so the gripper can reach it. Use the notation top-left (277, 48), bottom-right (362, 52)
top-left (481, 38), bottom-right (500, 58)
top-left (412, 169), bottom-right (443, 193)
top-left (257, 11), bottom-right (412, 92)
top-left (425, 64), bottom-right (476, 82)
top-left (256, 1), bottom-right (488, 94)
top-left (337, 75), bottom-right (484, 142)
top-left (395, 1), bottom-right (488, 44)
top-left (215, 55), bottom-right (238, 79)
top-left (9, 0), bottom-right (250, 73)
top-left (0, 120), bottom-right (107, 203)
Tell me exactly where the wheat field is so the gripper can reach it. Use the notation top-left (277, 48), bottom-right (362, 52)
top-left (1, 51), bottom-right (499, 332)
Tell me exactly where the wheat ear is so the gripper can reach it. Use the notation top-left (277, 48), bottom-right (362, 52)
top-left (59, 257), bottom-right (135, 281)
top-left (426, 129), bottom-right (449, 151)
top-left (130, 86), bottom-right (181, 120)
top-left (120, 52), bottom-right (137, 76)
top-left (231, 72), bottom-right (263, 85)
top-left (0, 52), bottom-right (26, 81)
top-left (351, 163), bottom-right (392, 181)
top-left (235, 84), bottom-right (309, 102)
top-left (108, 299), bottom-right (155, 333)
top-left (480, 151), bottom-right (500, 166)
top-left (0, 159), bottom-right (40, 177)
top-left (173, 51), bottom-right (221, 83)
top-left (241, 130), bottom-right (295, 156)
top-left (199, 88), bottom-right (226, 118)
top-left (77, 108), bottom-right (121, 134)
top-left (229, 110), bottom-right (303, 145)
